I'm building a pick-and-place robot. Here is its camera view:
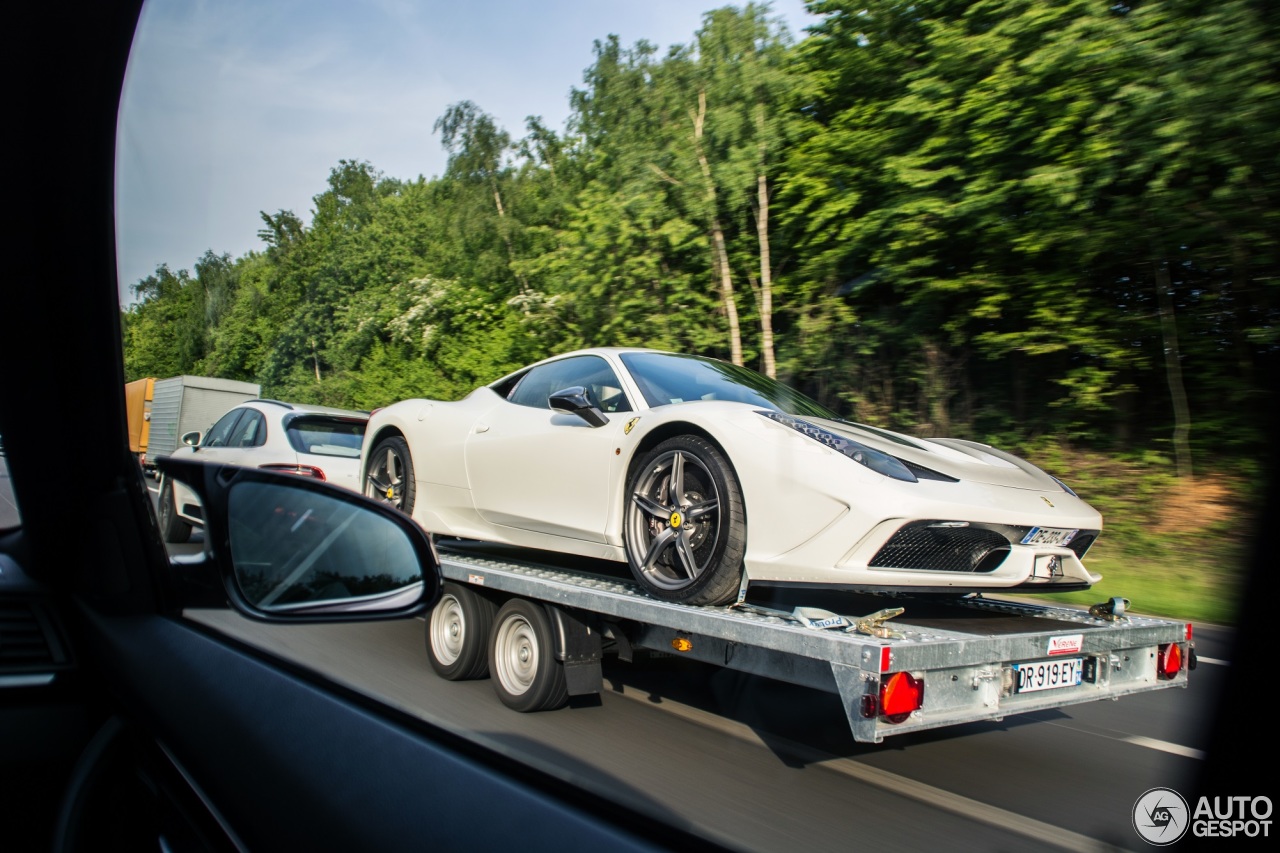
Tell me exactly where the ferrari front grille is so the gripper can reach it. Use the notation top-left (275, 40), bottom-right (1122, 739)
top-left (869, 523), bottom-right (1011, 573)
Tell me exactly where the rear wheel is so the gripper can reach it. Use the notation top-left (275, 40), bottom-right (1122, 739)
top-left (157, 475), bottom-right (192, 544)
top-left (623, 435), bottom-right (745, 606)
top-left (426, 583), bottom-right (496, 680)
top-left (488, 599), bottom-right (568, 712)
top-left (365, 435), bottom-right (416, 515)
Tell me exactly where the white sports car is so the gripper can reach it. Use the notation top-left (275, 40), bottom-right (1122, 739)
top-left (361, 348), bottom-right (1102, 606)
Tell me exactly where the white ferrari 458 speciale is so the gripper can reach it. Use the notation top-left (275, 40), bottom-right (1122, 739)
top-left (360, 348), bottom-right (1102, 606)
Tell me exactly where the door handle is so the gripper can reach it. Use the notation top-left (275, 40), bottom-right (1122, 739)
top-left (474, 424), bottom-right (490, 434)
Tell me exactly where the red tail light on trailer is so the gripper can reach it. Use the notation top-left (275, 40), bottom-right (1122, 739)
top-left (1157, 643), bottom-right (1183, 680)
top-left (860, 671), bottom-right (924, 723)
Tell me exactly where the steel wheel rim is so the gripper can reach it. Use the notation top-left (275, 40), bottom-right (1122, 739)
top-left (365, 446), bottom-right (406, 509)
top-left (430, 594), bottom-right (464, 666)
top-left (626, 449), bottom-right (722, 591)
top-left (493, 615), bottom-right (537, 696)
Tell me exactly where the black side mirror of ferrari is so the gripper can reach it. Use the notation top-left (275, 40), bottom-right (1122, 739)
top-left (549, 386), bottom-right (609, 428)
top-left (156, 456), bottom-right (441, 622)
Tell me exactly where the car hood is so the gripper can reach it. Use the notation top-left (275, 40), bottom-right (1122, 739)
top-left (803, 416), bottom-right (1062, 491)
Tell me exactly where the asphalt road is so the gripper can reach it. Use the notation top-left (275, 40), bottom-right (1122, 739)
top-left (153, 483), bottom-right (1228, 852)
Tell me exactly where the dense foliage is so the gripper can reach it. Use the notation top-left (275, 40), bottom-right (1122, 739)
top-left (122, 0), bottom-right (1278, 475)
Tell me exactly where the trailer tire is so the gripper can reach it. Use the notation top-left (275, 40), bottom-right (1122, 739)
top-left (364, 435), bottom-right (416, 515)
top-left (624, 435), bottom-right (745, 606)
top-left (158, 475), bottom-right (192, 544)
top-left (427, 582), bottom-right (496, 680)
top-left (488, 599), bottom-right (568, 712)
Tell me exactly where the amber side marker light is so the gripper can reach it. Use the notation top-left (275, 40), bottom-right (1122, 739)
top-left (1157, 643), bottom-right (1184, 680)
top-left (861, 672), bottom-right (924, 723)
top-left (671, 637), bottom-right (693, 653)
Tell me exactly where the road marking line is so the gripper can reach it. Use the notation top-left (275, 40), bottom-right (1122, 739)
top-left (1121, 736), bottom-right (1204, 760)
top-left (608, 685), bottom-right (1120, 853)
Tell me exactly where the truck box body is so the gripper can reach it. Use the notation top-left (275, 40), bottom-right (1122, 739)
top-left (124, 377), bottom-right (155, 456)
top-left (147, 376), bottom-right (261, 462)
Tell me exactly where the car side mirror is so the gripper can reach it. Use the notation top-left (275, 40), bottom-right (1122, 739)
top-left (182, 431), bottom-right (202, 447)
top-left (157, 456), bottom-right (440, 622)
top-left (549, 386), bottom-right (609, 428)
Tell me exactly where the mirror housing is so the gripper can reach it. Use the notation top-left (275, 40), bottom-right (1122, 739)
top-left (548, 386), bottom-right (609, 428)
top-left (157, 456), bottom-right (440, 622)
top-left (182, 431), bottom-right (202, 447)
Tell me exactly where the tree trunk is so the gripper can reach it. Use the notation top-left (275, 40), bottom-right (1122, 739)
top-left (1153, 257), bottom-right (1193, 477)
top-left (755, 103), bottom-right (775, 378)
top-left (692, 90), bottom-right (743, 366)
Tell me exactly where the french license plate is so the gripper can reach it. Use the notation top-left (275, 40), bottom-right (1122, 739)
top-left (1013, 657), bottom-right (1083, 694)
top-left (1021, 526), bottom-right (1078, 546)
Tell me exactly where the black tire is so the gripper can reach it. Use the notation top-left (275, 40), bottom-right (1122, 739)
top-left (487, 599), bottom-right (568, 712)
top-left (623, 435), bottom-right (745, 606)
top-left (365, 435), bottom-right (416, 515)
top-left (157, 475), bottom-right (192, 544)
top-left (427, 582), bottom-right (497, 680)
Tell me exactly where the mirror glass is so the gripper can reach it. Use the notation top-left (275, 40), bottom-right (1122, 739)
top-left (228, 480), bottom-right (423, 613)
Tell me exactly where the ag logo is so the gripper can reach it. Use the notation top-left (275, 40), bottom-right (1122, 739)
top-left (624, 417), bottom-right (640, 435)
top-left (1133, 787), bottom-right (1189, 846)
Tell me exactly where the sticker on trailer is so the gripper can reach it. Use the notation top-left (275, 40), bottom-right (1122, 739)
top-left (468, 573), bottom-right (486, 586)
top-left (1047, 634), bottom-right (1083, 655)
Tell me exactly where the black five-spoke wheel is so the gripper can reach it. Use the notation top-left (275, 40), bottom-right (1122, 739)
top-left (365, 435), bottom-right (416, 515)
top-left (623, 435), bottom-right (745, 606)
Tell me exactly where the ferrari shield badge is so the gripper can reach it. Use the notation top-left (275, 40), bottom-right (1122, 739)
top-left (624, 417), bottom-right (640, 435)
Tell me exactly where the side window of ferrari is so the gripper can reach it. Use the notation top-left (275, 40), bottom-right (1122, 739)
top-left (507, 356), bottom-right (628, 411)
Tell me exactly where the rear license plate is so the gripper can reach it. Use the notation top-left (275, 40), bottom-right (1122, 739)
top-left (1021, 526), bottom-right (1078, 546)
top-left (1012, 658), bottom-right (1083, 694)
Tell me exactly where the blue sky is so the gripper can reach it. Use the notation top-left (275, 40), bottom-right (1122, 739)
top-left (115, 0), bottom-right (820, 306)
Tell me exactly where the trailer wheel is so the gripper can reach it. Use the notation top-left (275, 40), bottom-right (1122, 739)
top-left (365, 435), bottom-right (416, 515)
top-left (623, 435), bottom-right (745, 606)
top-left (427, 582), bottom-right (496, 680)
top-left (488, 599), bottom-right (568, 712)
top-left (158, 475), bottom-right (192, 544)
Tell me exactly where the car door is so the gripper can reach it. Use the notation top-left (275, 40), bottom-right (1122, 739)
top-left (465, 354), bottom-right (632, 543)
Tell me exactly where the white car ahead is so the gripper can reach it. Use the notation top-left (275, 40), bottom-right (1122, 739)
top-left (158, 399), bottom-right (369, 543)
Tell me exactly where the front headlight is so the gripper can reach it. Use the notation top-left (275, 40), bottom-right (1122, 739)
top-left (756, 411), bottom-right (917, 483)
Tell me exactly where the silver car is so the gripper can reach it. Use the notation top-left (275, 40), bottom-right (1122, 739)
top-left (158, 399), bottom-right (368, 543)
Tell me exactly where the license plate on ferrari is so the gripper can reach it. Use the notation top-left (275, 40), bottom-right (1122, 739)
top-left (1012, 658), bottom-right (1083, 694)
top-left (1021, 526), bottom-right (1078, 546)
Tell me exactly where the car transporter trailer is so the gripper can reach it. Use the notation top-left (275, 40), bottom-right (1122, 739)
top-left (425, 540), bottom-right (1194, 743)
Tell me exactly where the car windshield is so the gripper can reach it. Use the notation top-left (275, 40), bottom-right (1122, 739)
top-left (621, 351), bottom-right (839, 419)
top-left (286, 418), bottom-right (365, 458)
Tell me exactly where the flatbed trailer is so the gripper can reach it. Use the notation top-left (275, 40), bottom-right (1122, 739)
top-left (428, 541), bottom-right (1193, 743)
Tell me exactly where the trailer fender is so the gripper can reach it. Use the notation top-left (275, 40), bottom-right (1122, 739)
top-left (546, 605), bottom-right (603, 697)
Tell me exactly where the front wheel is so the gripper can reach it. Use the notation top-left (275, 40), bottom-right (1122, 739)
top-left (623, 435), bottom-right (746, 606)
top-left (365, 435), bottom-right (416, 515)
top-left (427, 582), bottom-right (496, 680)
top-left (487, 599), bottom-right (568, 712)
top-left (157, 475), bottom-right (192, 544)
